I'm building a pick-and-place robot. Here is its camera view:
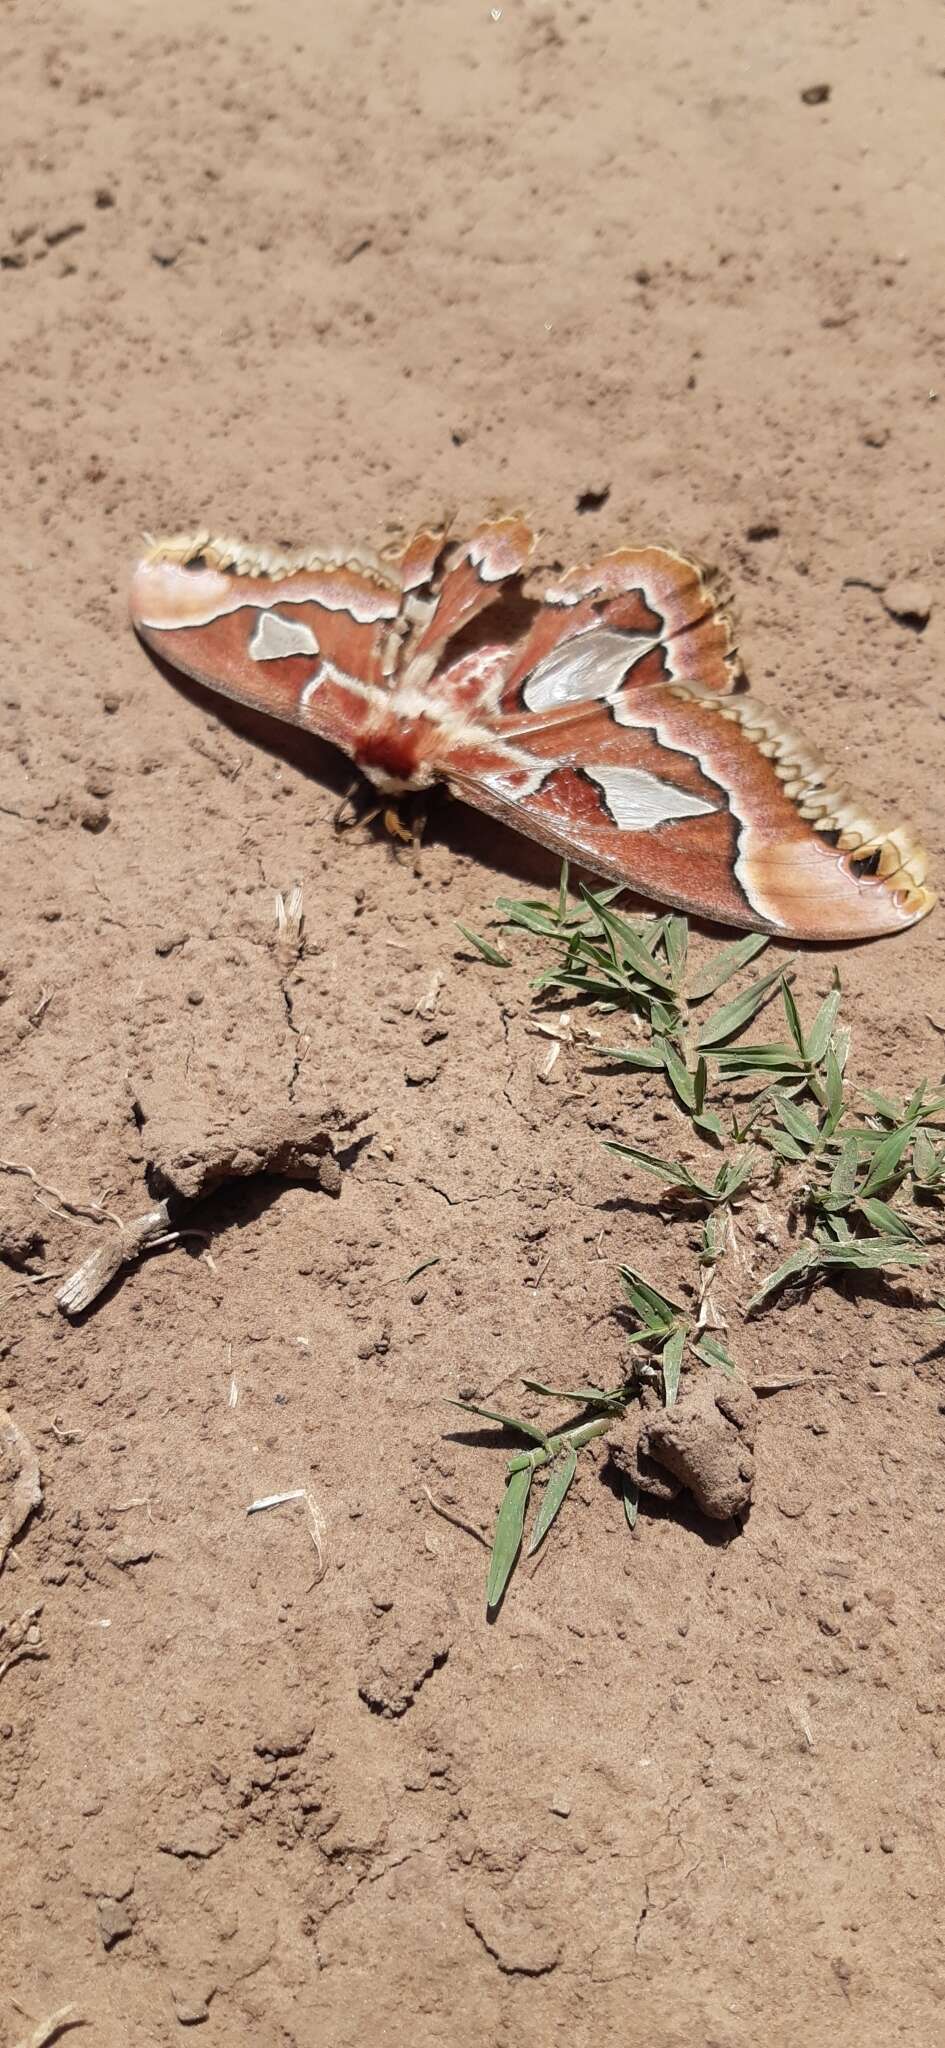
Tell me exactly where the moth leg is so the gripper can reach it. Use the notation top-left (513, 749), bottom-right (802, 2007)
top-left (383, 804), bottom-right (414, 847)
top-left (410, 793), bottom-right (429, 877)
top-left (379, 793), bottom-right (429, 874)
top-left (333, 778), bottom-right (378, 834)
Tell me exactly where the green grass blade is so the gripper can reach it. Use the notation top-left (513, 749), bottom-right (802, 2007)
top-left (767, 1131), bottom-right (809, 1162)
top-left (746, 1245), bottom-right (817, 1312)
top-left (688, 932), bottom-right (770, 1001)
top-left (563, 883), bottom-right (626, 935)
top-left (824, 1045), bottom-right (845, 1129)
top-left (527, 1446), bottom-right (578, 1555)
top-left (619, 1263), bottom-right (685, 1319)
top-left (771, 1093), bottom-right (821, 1149)
top-left (604, 1142), bottom-right (714, 1197)
top-left (859, 1088), bottom-right (901, 1122)
top-left (780, 977), bottom-right (807, 1057)
top-left (457, 925), bottom-right (511, 966)
top-left (829, 1133), bottom-right (860, 1202)
top-left (806, 987), bottom-right (843, 1064)
top-left (832, 1024), bottom-right (852, 1073)
top-left (691, 1331), bottom-right (736, 1373)
top-left (714, 1151), bottom-right (756, 1201)
top-left (860, 1124), bottom-right (914, 1197)
top-left (580, 888), bottom-right (676, 990)
top-left (402, 1256), bottom-right (441, 1284)
top-left (650, 998), bottom-right (681, 1035)
top-left (486, 1466), bottom-right (532, 1609)
top-left (748, 1234), bottom-right (927, 1312)
top-left (496, 898), bottom-right (566, 937)
top-left (557, 859), bottom-right (570, 925)
top-left (659, 1035), bottom-right (698, 1111)
top-left (817, 1238), bottom-right (928, 1273)
top-left (662, 1325), bottom-right (685, 1406)
top-left (696, 965), bottom-right (788, 1049)
top-left (621, 1472), bottom-right (639, 1530)
top-left (856, 1197), bottom-right (920, 1242)
top-left (912, 1129), bottom-right (940, 1184)
top-left (600, 1044), bottom-right (667, 1072)
top-left (449, 1399), bottom-right (550, 1447)
top-left (663, 915), bottom-right (689, 983)
top-left (700, 1210), bottom-right (728, 1262)
top-left (710, 1042), bottom-right (806, 1077)
top-left (521, 1378), bottom-right (615, 1403)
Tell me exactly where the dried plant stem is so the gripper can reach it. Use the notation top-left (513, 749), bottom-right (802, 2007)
top-left (55, 1203), bottom-right (172, 1319)
top-left (0, 1158), bottom-right (122, 1228)
top-left (12, 2007), bottom-right (79, 2048)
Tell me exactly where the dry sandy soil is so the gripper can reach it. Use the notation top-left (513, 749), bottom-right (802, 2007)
top-left (2, 1), bottom-right (945, 2043)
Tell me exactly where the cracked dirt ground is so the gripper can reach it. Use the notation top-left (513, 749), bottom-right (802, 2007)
top-left (2, 1), bottom-right (945, 2043)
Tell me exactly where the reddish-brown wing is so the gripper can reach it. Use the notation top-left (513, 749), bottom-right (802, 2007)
top-left (444, 676), bottom-right (931, 940)
top-left (130, 536), bottom-right (406, 724)
top-left (399, 516), bottom-right (536, 686)
top-left (417, 541), bottom-right (930, 938)
top-left (494, 545), bottom-right (740, 711)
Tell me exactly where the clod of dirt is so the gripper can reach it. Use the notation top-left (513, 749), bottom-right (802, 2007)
top-left (0, 1189), bottom-right (45, 1272)
top-left (575, 483), bottom-right (611, 514)
top-left (105, 1536), bottom-right (155, 1569)
top-left (357, 1597), bottom-right (451, 1717)
top-left (171, 1986), bottom-right (213, 2027)
top-left (608, 1403), bottom-right (681, 1504)
top-left (464, 1883), bottom-right (561, 1976)
top-left (158, 1817), bottom-right (225, 1860)
top-left (146, 1107), bottom-right (351, 1204)
top-left (881, 579), bottom-right (932, 631)
top-left (96, 1894), bottom-right (134, 1949)
top-left (0, 1408), bottom-right (42, 1573)
top-left (609, 1376), bottom-right (757, 1520)
top-left (253, 1719), bottom-right (314, 1759)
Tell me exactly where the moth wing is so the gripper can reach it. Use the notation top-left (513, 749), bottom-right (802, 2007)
top-left (129, 535), bottom-right (406, 738)
top-left (400, 516), bottom-right (536, 685)
top-left (493, 544), bottom-right (740, 715)
top-left (441, 674), bottom-right (932, 940)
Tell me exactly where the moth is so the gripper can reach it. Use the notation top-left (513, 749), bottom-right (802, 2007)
top-left (130, 516), bottom-right (933, 940)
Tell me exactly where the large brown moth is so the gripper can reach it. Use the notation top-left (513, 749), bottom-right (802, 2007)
top-left (130, 517), bottom-right (933, 940)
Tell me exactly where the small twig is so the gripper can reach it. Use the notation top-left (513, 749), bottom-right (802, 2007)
top-left (0, 1159), bottom-right (122, 1229)
top-left (751, 1375), bottom-right (833, 1394)
top-left (247, 1488), bottom-right (328, 1576)
top-left (12, 2005), bottom-right (80, 2048)
top-left (422, 1486), bottom-right (491, 1550)
top-left (56, 1203), bottom-right (171, 1318)
top-left (0, 1641), bottom-right (48, 1684)
top-left (0, 1603), bottom-right (46, 1685)
top-left (48, 1420), bottom-right (83, 1446)
top-left (524, 1254), bottom-right (550, 1290)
